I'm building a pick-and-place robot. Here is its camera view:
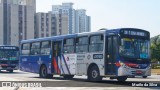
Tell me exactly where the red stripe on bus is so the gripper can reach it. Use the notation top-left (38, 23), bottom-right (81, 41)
top-left (53, 57), bottom-right (60, 74)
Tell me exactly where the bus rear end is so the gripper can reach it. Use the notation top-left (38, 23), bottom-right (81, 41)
top-left (0, 46), bottom-right (19, 72)
top-left (116, 29), bottom-right (151, 80)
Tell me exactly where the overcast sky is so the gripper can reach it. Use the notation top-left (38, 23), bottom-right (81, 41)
top-left (36, 0), bottom-right (160, 37)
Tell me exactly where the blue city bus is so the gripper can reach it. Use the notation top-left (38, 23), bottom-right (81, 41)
top-left (19, 28), bottom-right (151, 81)
top-left (0, 45), bottom-right (19, 72)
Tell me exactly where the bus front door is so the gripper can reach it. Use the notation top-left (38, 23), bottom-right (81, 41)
top-left (105, 36), bottom-right (118, 75)
top-left (52, 41), bottom-right (62, 74)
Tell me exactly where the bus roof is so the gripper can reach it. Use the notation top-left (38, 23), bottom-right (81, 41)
top-left (0, 45), bottom-right (18, 47)
top-left (21, 28), bottom-right (149, 43)
top-left (21, 29), bottom-right (108, 43)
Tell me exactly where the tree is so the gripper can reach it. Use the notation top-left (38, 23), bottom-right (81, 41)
top-left (151, 35), bottom-right (160, 62)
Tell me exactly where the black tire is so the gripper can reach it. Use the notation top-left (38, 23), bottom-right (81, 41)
top-left (142, 76), bottom-right (147, 78)
top-left (117, 76), bottom-right (127, 81)
top-left (47, 74), bottom-right (53, 78)
top-left (63, 75), bottom-right (74, 79)
top-left (39, 65), bottom-right (53, 78)
top-left (128, 76), bottom-right (135, 78)
top-left (8, 70), bottom-right (13, 73)
top-left (88, 65), bottom-right (102, 81)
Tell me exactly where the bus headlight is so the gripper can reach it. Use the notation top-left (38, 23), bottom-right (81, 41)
top-left (15, 65), bottom-right (19, 69)
top-left (146, 64), bottom-right (151, 69)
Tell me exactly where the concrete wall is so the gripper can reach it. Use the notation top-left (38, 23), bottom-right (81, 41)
top-left (61, 15), bottom-right (68, 35)
top-left (10, 4), bottom-right (19, 46)
top-left (26, 6), bottom-right (34, 39)
top-left (0, 2), bottom-right (3, 45)
top-left (35, 12), bottom-right (57, 38)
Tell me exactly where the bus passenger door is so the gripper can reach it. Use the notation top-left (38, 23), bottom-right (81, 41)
top-left (105, 36), bottom-right (118, 75)
top-left (52, 41), bottom-right (62, 74)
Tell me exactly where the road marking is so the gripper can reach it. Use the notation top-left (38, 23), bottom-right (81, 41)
top-left (14, 87), bottom-right (19, 90)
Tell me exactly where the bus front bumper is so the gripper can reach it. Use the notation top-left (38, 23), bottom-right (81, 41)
top-left (117, 65), bottom-right (151, 76)
top-left (0, 65), bottom-right (19, 70)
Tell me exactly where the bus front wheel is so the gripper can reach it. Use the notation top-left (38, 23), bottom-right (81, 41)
top-left (39, 65), bottom-right (52, 78)
top-left (88, 65), bottom-right (102, 81)
top-left (142, 76), bottom-right (147, 78)
top-left (117, 76), bottom-right (127, 81)
top-left (7, 70), bottom-right (13, 73)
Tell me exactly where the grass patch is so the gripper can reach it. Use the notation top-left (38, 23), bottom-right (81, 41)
top-left (151, 69), bottom-right (160, 74)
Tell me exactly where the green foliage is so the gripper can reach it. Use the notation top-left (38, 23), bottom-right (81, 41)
top-left (151, 35), bottom-right (160, 62)
top-left (152, 64), bottom-right (160, 69)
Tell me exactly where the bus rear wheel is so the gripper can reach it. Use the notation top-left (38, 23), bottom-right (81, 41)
top-left (63, 75), bottom-right (74, 79)
top-left (39, 65), bottom-right (52, 78)
top-left (117, 76), bottom-right (127, 81)
top-left (88, 65), bottom-right (102, 81)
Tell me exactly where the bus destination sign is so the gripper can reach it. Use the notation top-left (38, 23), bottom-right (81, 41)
top-left (0, 46), bottom-right (17, 50)
top-left (123, 30), bottom-right (146, 37)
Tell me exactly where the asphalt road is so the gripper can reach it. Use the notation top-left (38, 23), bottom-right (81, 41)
top-left (0, 70), bottom-right (160, 90)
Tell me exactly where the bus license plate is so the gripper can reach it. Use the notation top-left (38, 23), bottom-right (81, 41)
top-left (136, 70), bottom-right (143, 74)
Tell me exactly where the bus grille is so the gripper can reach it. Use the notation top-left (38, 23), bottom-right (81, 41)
top-left (0, 61), bottom-right (8, 64)
top-left (131, 71), bottom-right (136, 75)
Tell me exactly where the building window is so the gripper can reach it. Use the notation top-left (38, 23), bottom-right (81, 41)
top-left (59, 24), bottom-right (61, 27)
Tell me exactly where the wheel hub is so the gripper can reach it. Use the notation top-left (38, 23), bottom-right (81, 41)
top-left (92, 70), bottom-right (98, 78)
top-left (42, 68), bottom-right (46, 77)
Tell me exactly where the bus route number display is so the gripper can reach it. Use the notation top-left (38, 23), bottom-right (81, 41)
top-left (93, 54), bottom-right (103, 59)
top-left (123, 30), bottom-right (146, 37)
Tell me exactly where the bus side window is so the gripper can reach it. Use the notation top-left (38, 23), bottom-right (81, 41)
top-left (63, 38), bottom-right (75, 53)
top-left (41, 41), bottom-right (51, 55)
top-left (30, 42), bottom-right (40, 55)
top-left (22, 43), bottom-right (30, 55)
top-left (89, 35), bottom-right (104, 52)
top-left (76, 36), bottom-right (88, 53)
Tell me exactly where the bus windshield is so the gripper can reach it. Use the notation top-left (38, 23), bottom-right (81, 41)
top-left (119, 38), bottom-right (150, 59)
top-left (0, 50), bottom-right (19, 60)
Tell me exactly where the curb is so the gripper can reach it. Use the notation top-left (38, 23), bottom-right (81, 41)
top-left (152, 73), bottom-right (160, 75)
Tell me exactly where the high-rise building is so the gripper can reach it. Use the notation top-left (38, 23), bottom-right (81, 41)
top-left (54, 13), bottom-right (68, 35)
top-left (0, 0), bottom-right (35, 46)
top-left (86, 16), bottom-right (91, 33)
top-left (52, 3), bottom-right (75, 34)
top-left (35, 12), bottom-right (68, 38)
top-left (35, 12), bottom-right (56, 38)
top-left (75, 9), bottom-right (91, 33)
top-left (52, 3), bottom-right (91, 34)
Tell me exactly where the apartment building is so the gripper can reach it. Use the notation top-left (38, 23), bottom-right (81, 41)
top-left (0, 0), bottom-right (35, 46)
